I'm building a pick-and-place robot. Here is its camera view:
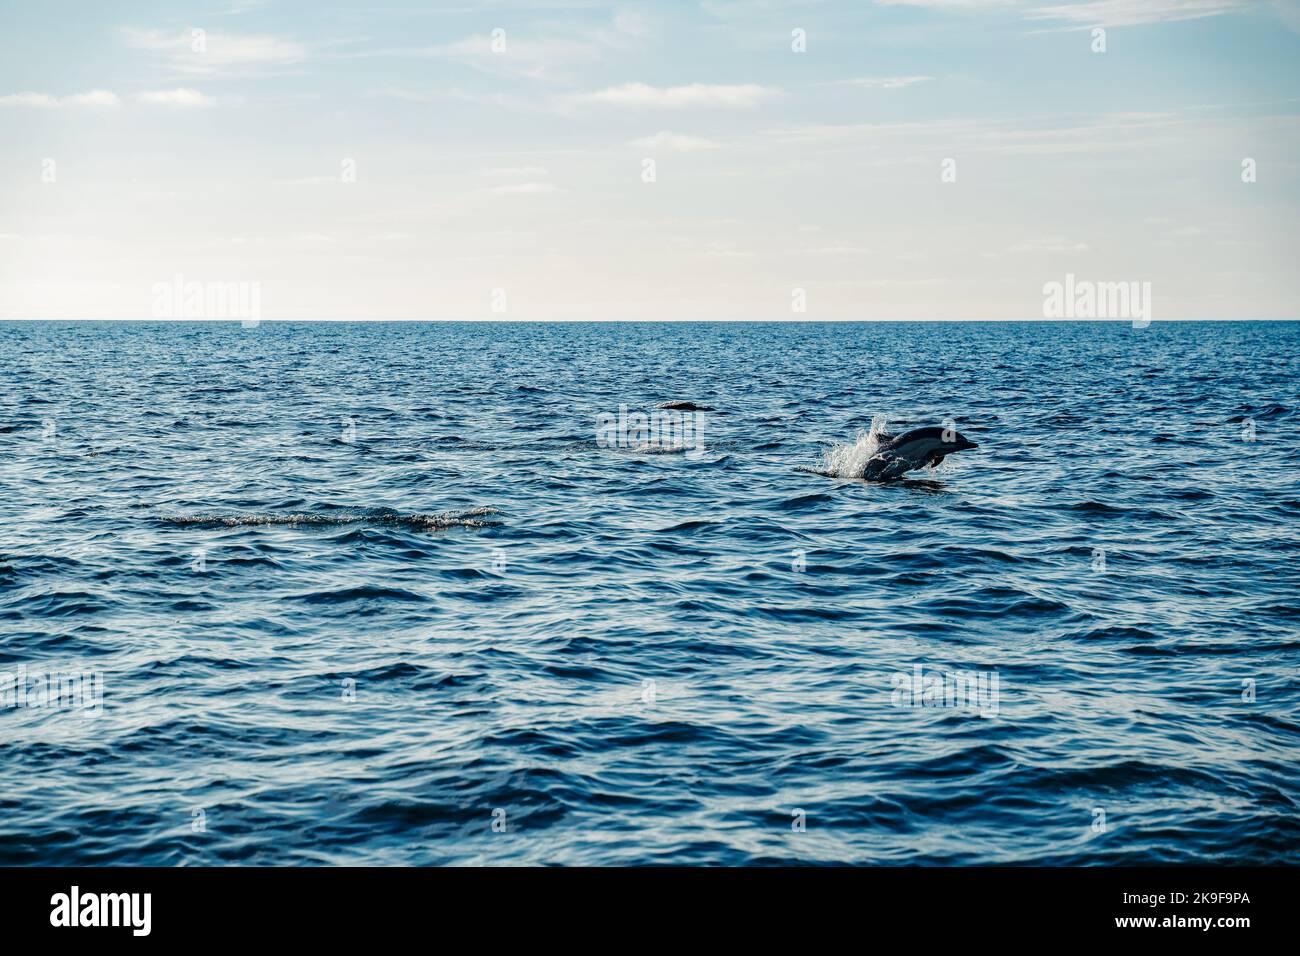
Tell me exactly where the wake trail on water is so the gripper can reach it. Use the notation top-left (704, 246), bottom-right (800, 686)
top-left (160, 507), bottom-right (500, 531)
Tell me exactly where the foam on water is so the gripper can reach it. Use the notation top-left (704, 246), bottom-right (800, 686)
top-left (160, 507), bottom-right (499, 530)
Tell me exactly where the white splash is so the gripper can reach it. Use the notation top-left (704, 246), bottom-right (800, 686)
top-left (814, 418), bottom-right (892, 479)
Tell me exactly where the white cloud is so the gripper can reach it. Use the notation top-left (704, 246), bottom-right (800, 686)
top-left (485, 166), bottom-right (550, 178)
top-left (2, 88), bottom-right (216, 108)
top-left (670, 238), bottom-right (754, 259)
top-left (1006, 238), bottom-right (1091, 253)
top-left (1024, 1), bottom-right (1250, 27)
top-left (829, 76), bottom-right (933, 89)
top-left (0, 90), bottom-right (120, 107)
top-left (796, 245), bottom-right (873, 256)
top-left (629, 131), bottom-right (723, 151)
top-left (876, 0), bottom-right (1022, 8)
top-left (345, 14), bottom-right (653, 81)
top-left (216, 0), bottom-right (271, 13)
top-left (580, 83), bottom-right (780, 109)
top-left (135, 88), bottom-right (215, 107)
top-left (754, 110), bottom-right (1200, 158)
top-left (350, 36), bottom-right (558, 78)
top-left (879, 0), bottom-right (1252, 26)
top-left (491, 182), bottom-right (560, 194)
top-left (122, 28), bottom-right (307, 74)
top-left (68, 90), bottom-right (121, 107)
top-left (371, 87), bottom-right (549, 114)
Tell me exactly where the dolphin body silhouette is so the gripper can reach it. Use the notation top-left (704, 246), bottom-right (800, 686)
top-left (862, 426), bottom-right (979, 481)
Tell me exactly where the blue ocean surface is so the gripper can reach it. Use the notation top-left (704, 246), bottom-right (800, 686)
top-left (0, 320), bottom-right (1297, 865)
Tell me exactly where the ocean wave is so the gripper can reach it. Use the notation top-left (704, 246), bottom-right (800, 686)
top-left (4, 319), bottom-right (1298, 866)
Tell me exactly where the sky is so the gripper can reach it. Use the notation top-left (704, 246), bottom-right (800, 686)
top-left (1, 0), bottom-right (1298, 321)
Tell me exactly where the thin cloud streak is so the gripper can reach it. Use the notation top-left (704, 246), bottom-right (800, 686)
top-left (578, 82), bottom-right (781, 108)
top-left (121, 27), bottom-right (309, 74)
top-left (135, 88), bottom-right (216, 106)
top-left (824, 76), bottom-right (934, 89)
top-left (0, 90), bottom-right (121, 107)
top-left (629, 131), bottom-right (723, 151)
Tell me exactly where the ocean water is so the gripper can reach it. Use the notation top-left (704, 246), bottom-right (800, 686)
top-left (1, 320), bottom-right (1297, 866)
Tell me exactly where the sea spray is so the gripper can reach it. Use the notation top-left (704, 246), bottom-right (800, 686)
top-left (814, 417), bottom-right (891, 479)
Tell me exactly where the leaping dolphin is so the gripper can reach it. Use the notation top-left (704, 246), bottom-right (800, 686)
top-left (862, 426), bottom-right (979, 481)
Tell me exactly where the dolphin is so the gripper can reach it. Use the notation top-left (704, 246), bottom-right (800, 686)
top-left (862, 426), bottom-right (979, 481)
top-left (657, 401), bottom-right (713, 412)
